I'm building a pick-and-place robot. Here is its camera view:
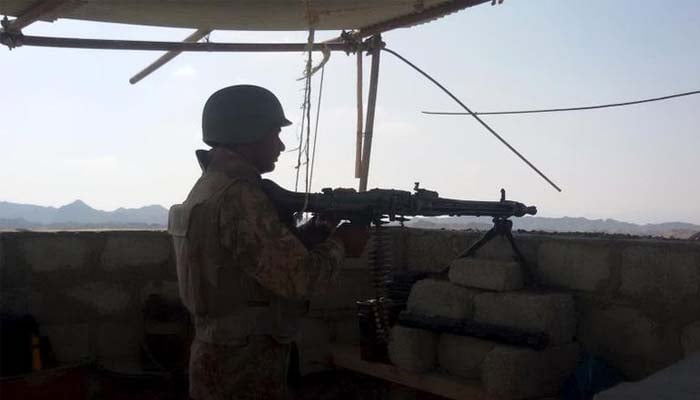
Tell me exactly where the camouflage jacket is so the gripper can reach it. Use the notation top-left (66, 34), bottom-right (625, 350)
top-left (168, 148), bottom-right (345, 345)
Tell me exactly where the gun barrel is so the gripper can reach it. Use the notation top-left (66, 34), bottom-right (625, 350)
top-left (415, 197), bottom-right (537, 218)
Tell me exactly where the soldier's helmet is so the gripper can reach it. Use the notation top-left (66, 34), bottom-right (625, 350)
top-left (202, 85), bottom-right (292, 146)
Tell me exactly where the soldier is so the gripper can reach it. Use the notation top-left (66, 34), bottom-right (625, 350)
top-left (168, 85), bottom-right (369, 400)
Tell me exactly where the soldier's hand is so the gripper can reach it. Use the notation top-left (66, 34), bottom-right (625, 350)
top-left (334, 223), bottom-right (369, 258)
top-left (312, 212), bottom-right (341, 231)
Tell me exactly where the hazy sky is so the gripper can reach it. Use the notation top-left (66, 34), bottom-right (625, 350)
top-left (1, 0), bottom-right (699, 224)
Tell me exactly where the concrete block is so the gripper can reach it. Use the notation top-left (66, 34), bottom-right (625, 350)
top-left (0, 239), bottom-right (30, 289)
top-left (296, 317), bottom-right (332, 375)
top-left (578, 305), bottom-right (676, 379)
top-left (407, 279), bottom-right (480, 320)
top-left (620, 246), bottom-right (700, 303)
top-left (388, 325), bottom-right (438, 373)
top-left (66, 282), bottom-right (133, 315)
top-left (97, 320), bottom-right (142, 362)
top-left (21, 235), bottom-right (91, 272)
top-left (437, 334), bottom-right (495, 379)
top-left (101, 233), bottom-right (171, 270)
top-left (474, 292), bottom-right (576, 345)
top-left (538, 241), bottom-right (611, 291)
top-left (448, 258), bottom-right (523, 291)
top-left (403, 230), bottom-right (480, 272)
top-left (470, 235), bottom-right (518, 262)
top-left (681, 321), bottom-right (700, 356)
top-left (43, 323), bottom-right (92, 363)
top-left (482, 343), bottom-right (580, 400)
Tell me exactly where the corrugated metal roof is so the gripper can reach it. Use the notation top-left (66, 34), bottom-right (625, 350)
top-left (0, 0), bottom-right (490, 31)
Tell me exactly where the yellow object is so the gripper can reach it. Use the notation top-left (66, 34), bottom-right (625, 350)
top-left (31, 335), bottom-right (42, 371)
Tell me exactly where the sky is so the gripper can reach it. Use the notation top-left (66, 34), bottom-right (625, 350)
top-left (1, 0), bottom-right (699, 224)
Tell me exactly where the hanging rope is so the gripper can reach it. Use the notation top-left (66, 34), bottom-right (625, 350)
top-left (294, 29), bottom-right (315, 193)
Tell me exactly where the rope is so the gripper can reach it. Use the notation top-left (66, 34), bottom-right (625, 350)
top-left (293, 78), bottom-right (309, 191)
top-left (294, 30), bottom-right (314, 193)
top-left (382, 47), bottom-right (562, 193)
top-left (422, 89), bottom-right (700, 116)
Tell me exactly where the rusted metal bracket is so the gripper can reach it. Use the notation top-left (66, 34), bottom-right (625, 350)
top-left (129, 28), bottom-right (212, 84)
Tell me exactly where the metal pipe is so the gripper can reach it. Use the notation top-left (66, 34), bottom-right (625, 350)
top-left (129, 28), bottom-right (212, 84)
top-left (1, 33), bottom-right (355, 52)
top-left (355, 51), bottom-right (364, 178)
top-left (358, 35), bottom-right (382, 192)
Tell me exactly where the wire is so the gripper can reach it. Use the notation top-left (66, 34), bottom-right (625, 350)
top-left (422, 90), bottom-right (700, 116)
top-left (382, 47), bottom-right (562, 193)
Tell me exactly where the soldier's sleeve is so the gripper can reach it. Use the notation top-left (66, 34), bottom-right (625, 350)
top-left (219, 180), bottom-right (346, 300)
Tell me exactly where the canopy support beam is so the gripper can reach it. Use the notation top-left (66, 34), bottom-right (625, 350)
top-left (129, 28), bottom-right (212, 84)
top-left (0, 33), bottom-right (370, 53)
top-left (358, 35), bottom-right (382, 192)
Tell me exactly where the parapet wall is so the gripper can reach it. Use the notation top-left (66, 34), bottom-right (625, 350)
top-left (0, 231), bottom-right (177, 368)
top-left (1, 229), bottom-right (699, 380)
top-left (398, 229), bottom-right (700, 379)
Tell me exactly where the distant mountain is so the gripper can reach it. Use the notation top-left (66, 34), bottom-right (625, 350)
top-left (0, 200), bottom-right (168, 229)
top-left (1, 199), bottom-right (698, 239)
top-left (406, 216), bottom-right (700, 239)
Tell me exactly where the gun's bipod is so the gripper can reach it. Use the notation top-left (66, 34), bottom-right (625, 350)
top-left (456, 217), bottom-right (530, 274)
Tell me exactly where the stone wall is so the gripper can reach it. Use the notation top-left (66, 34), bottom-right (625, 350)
top-left (1, 229), bottom-right (698, 380)
top-left (397, 228), bottom-right (700, 379)
top-left (0, 231), bottom-right (176, 368)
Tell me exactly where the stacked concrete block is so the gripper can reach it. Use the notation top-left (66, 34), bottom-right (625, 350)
top-left (448, 258), bottom-right (524, 291)
top-left (390, 253), bottom-right (580, 399)
top-left (474, 292), bottom-right (576, 345)
top-left (388, 325), bottom-right (438, 372)
top-left (437, 334), bottom-right (495, 379)
top-left (406, 279), bottom-right (480, 319)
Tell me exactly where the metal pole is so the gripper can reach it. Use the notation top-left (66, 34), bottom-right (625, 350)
top-left (358, 35), bottom-right (382, 192)
top-left (130, 29), bottom-right (211, 84)
top-left (1, 34), bottom-right (354, 52)
top-left (354, 51), bottom-right (364, 178)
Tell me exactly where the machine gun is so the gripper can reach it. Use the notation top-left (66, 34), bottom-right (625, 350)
top-left (262, 179), bottom-right (537, 268)
top-left (261, 179), bottom-right (537, 225)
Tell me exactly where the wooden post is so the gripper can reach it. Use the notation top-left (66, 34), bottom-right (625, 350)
top-left (359, 35), bottom-right (382, 192)
top-left (130, 28), bottom-right (212, 84)
top-left (355, 51), bottom-right (364, 178)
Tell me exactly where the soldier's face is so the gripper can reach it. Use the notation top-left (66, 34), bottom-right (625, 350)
top-left (252, 128), bottom-right (285, 173)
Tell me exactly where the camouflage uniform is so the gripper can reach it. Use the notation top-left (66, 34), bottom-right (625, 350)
top-left (168, 149), bottom-right (345, 400)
